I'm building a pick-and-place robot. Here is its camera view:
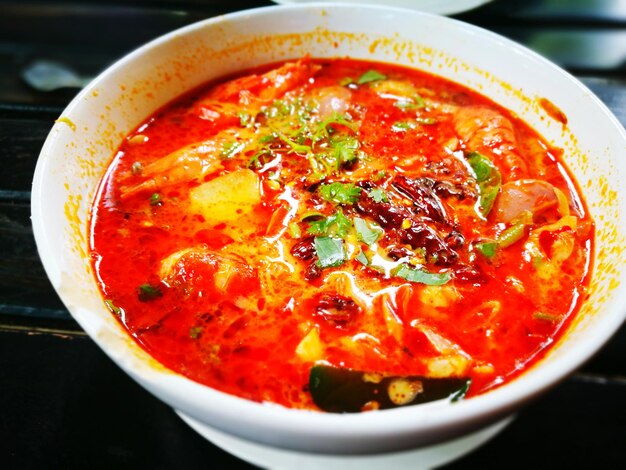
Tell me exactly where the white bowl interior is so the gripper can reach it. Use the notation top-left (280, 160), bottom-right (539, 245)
top-left (32, 4), bottom-right (626, 454)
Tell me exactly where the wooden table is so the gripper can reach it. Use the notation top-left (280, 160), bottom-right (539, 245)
top-left (1, 1), bottom-right (624, 467)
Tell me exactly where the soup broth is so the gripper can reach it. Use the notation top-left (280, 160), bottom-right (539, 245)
top-left (90, 57), bottom-right (593, 412)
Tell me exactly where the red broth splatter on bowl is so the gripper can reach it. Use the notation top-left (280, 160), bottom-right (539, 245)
top-left (89, 57), bottom-right (593, 413)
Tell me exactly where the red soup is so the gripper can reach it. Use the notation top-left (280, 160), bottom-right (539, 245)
top-left (90, 57), bottom-right (593, 412)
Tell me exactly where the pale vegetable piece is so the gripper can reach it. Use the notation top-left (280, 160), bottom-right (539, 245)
top-left (377, 291), bottom-right (404, 343)
top-left (411, 321), bottom-right (472, 378)
top-left (158, 248), bottom-right (196, 279)
top-left (426, 355), bottom-right (471, 378)
top-left (473, 362), bottom-right (496, 375)
top-left (411, 322), bottom-right (466, 356)
top-left (214, 256), bottom-right (242, 292)
top-left (418, 285), bottom-right (460, 308)
top-left (189, 169), bottom-right (261, 223)
top-left (522, 215), bottom-right (580, 311)
top-left (371, 79), bottom-right (419, 99)
top-left (295, 327), bottom-right (325, 362)
top-left (524, 215), bottom-right (578, 279)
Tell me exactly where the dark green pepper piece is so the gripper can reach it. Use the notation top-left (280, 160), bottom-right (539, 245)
top-left (309, 364), bottom-right (470, 413)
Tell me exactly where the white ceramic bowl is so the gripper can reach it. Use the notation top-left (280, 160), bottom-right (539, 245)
top-left (31, 3), bottom-right (626, 466)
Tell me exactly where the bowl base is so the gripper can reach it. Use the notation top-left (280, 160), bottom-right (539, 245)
top-left (176, 410), bottom-right (514, 470)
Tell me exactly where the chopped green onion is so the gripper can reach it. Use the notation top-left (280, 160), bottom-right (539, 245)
top-left (415, 117), bottom-right (437, 125)
top-left (220, 141), bottom-right (246, 160)
top-left (393, 264), bottom-right (451, 286)
top-left (392, 121), bottom-right (414, 132)
top-left (497, 223), bottom-right (526, 248)
top-left (150, 193), bottom-right (162, 206)
top-left (288, 222), bottom-right (302, 239)
top-left (300, 211), bottom-right (326, 221)
top-left (357, 70), bottom-right (387, 85)
top-left (339, 77), bottom-right (354, 86)
top-left (394, 94), bottom-right (426, 110)
top-left (476, 241), bottom-right (497, 259)
top-left (104, 299), bottom-right (122, 316)
top-left (533, 312), bottom-right (560, 322)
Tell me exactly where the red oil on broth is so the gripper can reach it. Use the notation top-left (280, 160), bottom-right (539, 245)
top-left (90, 57), bottom-right (593, 412)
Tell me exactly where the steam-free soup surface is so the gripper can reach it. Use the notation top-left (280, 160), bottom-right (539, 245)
top-left (90, 57), bottom-right (592, 412)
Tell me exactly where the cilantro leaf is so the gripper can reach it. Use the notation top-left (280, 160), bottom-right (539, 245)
top-left (368, 188), bottom-right (389, 203)
top-left (319, 182), bottom-right (362, 205)
top-left (314, 236), bottom-right (346, 269)
top-left (314, 113), bottom-right (357, 142)
top-left (307, 210), bottom-right (352, 238)
top-left (467, 152), bottom-right (502, 218)
top-left (355, 250), bottom-right (369, 266)
top-left (329, 135), bottom-right (360, 168)
top-left (354, 217), bottom-right (382, 245)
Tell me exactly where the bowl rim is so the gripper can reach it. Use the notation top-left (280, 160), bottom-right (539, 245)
top-left (31, 2), bottom-right (626, 454)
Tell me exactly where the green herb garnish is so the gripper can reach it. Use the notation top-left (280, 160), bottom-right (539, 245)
top-left (314, 236), bottom-right (346, 269)
top-left (307, 210), bottom-right (352, 238)
top-left (475, 241), bottom-right (497, 259)
top-left (392, 121), bottom-right (414, 132)
top-left (189, 326), bottom-right (203, 339)
top-left (149, 193), bottom-right (162, 206)
top-left (497, 223), bottom-right (526, 248)
top-left (533, 312), bottom-right (560, 322)
top-left (104, 299), bottom-right (122, 316)
top-left (368, 188), bottom-right (389, 203)
top-left (467, 151), bottom-right (502, 218)
top-left (415, 117), bottom-right (437, 125)
top-left (355, 249), bottom-right (370, 266)
top-left (354, 217), bottom-right (382, 245)
top-left (394, 94), bottom-right (426, 110)
top-left (137, 283), bottom-right (163, 302)
top-left (319, 182), bottom-right (362, 205)
top-left (393, 264), bottom-right (451, 286)
top-left (220, 141), bottom-right (246, 160)
top-left (357, 70), bottom-right (387, 85)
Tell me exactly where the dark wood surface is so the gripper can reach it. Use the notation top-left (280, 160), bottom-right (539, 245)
top-left (1, 1), bottom-right (624, 468)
